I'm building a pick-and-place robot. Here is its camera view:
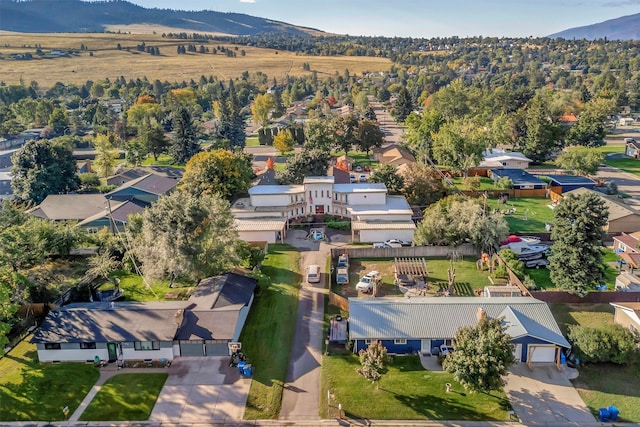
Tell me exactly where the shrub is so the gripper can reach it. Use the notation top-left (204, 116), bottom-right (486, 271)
top-left (327, 220), bottom-right (350, 230)
top-left (247, 271), bottom-right (271, 292)
top-left (568, 324), bottom-right (637, 364)
top-left (523, 274), bottom-right (537, 291)
top-left (493, 265), bottom-right (507, 279)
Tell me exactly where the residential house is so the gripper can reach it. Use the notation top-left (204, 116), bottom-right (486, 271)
top-left (106, 174), bottom-right (178, 204)
top-left (29, 194), bottom-right (108, 222)
top-left (335, 155), bottom-right (355, 171)
top-left (558, 114), bottom-right (578, 127)
top-left (106, 166), bottom-right (184, 187)
top-left (478, 149), bottom-right (532, 170)
top-left (625, 140), bottom-right (640, 159)
top-left (610, 302), bottom-right (640, 335)
top-left (613, 232), bottom-right (640, 275)
top-left (231, 176), bottom-right (415, 243)
top-left (328, 166), bottom-right (351, 184)
top-left (564, 188), bottom-right (640, 233)
top-left (0, 171), bottom-right (12, 200)
top-left (490, 169), bottom-right (547, 190)
top-left (349, 297), bottom-right (569, 365)
top-left (372, 144), bottom-right (416, 168)
top-left (32, 273), bottom-right (256, 363)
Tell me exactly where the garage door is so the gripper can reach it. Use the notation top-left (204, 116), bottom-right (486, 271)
top-left (205, 342), bottom-right (229, 356)
top-left (528, 345), bottom-right (556, 362)
top-left (180, 341), bottom-right (204, 356)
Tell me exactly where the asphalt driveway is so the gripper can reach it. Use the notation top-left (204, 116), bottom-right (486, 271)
top-left (504, 363), bottom-right (595, 425)
top-left (149, 356), bottom-right (251, 423)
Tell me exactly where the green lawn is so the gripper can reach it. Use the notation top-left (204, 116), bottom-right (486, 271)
top-left (548, 303), bottom-right (640, 422)
top-left (109, 270), bottom-right (195, 302)
top-left (488, 197), bottom-right (555, 233)
top-left (246, 136), bottom-right (260, 147)
top-left (331, 150), bottom-right (380, 168)
top-left (141, 154), bottom-right (185, 168)
top-left (0, 337), bottom-right (99, 421)
top-left (321, 355), bottom-right (510, 421)
top-left (451, 176), bottom-right (496, 191)
top-left (79, 373), bottom-right (167, 421)
top-left (241, 244), bottom-right (301, 419)
top-left (523, 267), bottom-right (553, 290)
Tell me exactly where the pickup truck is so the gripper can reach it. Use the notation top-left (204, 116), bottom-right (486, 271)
top-left (336, 267), bottom-right (349, 285)
top-left (337, 253), bottom-right (349, 268)
top-left (355, 271), bottom-right (381, 293)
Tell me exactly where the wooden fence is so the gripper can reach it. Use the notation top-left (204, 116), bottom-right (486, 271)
top-left (330, 244), bottom-right (477, 260)
top-left (531, 291), bottom-right (640, 304)
top-left (329, 292), bottom-right (349, 312)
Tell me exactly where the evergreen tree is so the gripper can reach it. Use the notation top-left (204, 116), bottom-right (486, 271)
top-left (391, 87), bottom-right (413, 122)
top-left (548, 192), bottom-right (608, 296)
top-left (170, 107), bottom-right (200, 164)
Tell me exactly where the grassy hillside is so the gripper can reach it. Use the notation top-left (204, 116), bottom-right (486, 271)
top-left (0, 33), bottom-right (391, 87)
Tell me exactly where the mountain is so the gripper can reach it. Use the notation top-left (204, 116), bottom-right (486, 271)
top-left (549, 13), bottom-right (640, 40)
top-left (0, 0), bottom-right (322, 36)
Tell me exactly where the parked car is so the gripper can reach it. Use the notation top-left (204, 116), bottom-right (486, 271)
top-left (386, 239), bottom-right (411, 247)
top-left (439, 344), bottom-right (455, 357)
top-left (363, 166), bottom-right (371, 172)
top-left (525, 258), bottom-right (549, 269)
top-left (373, 242), bottom-right (392, 248)
top-left (354, 165), bottom-right (363, 172)
top-left (355, 271), bottom-right (381, 293)
top-left (350, 174), bottom-right (357, 183)
top-left (359, 174), bottom-right (367, 182)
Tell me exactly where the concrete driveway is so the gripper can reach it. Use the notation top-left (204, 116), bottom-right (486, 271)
top-left (149, 356), bottom-right (250, 423)
top-left (504, 363), bottom-right (595, 425)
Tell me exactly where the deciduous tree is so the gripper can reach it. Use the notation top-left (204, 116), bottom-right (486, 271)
top-left (443, 315), bottom-right (515, 393)
top-left (131, 192), bottom-right (241, 281)
top-left (369, 164), bottom-right (404, 194)
top-left (181, 149), bottom-right (253, 201)
top-left (356, 341), bottom-right (390, 389)
top-left (356, 119), bottom-right (384, 155)
top-left (555, 148), bottom-right (604, 176)
top-left (277, 149), bottom-right (330, 185)
top-left (251, 93), bottom-right (274, 127)
top-left (11, 139), bottom-right (80, 204)
top-left (273, 129), bottom-right (295, 154)
top-left (399, 163), bottom-right (447, 207)
top-left (92, 134), bottom-right (120, 177)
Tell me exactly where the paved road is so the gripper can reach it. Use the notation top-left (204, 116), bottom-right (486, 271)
top-left (279, 230), bottom-right (349, 420)
top-left (504, 363), bottom-right (595, 425)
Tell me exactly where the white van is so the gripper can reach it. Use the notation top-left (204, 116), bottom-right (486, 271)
top-left (306, 264), bottom-right (321, 283)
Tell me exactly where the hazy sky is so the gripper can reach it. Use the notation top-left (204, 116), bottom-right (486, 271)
top-left (114, 0), bottom-right (640, 37)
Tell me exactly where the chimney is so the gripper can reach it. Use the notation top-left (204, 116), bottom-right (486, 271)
top-left (477, 307), bottom-right (486, 321)
top-left (174, 309), bottom-right (184, 326)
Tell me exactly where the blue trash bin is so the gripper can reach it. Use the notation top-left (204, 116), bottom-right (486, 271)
top-left (237, 361), bottom-right (246, 374)
top-left (598, 408), bottom-right (610, 422)
top-left (243, 364), bottom-right (253, 377)
top-left (608, 406), bottom-right (619, 421)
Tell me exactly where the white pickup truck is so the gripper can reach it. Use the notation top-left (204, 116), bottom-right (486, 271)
top-left (356, 271), bottom-right (381, 293)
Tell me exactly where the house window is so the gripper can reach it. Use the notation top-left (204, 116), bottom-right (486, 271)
top-left (134, 341), bottom-right (160, 351)
top-left (315, 190), bottom-right (318, 198)
top-left (365, 339), bottom-right (378, 345)
top-left (87, 227), bottom-right (99, 234)
top-left (321, 190), bottom-right (324, 197)
top-left (290, 196), bottom-right (294, 203)
top-left (502, 162), bottom-right (507, 166)
top-left (394, 339), bottom-right (407, 345)
top-left (80, 342), bottom-right (96, 349)
top-left (327, 191), bottom-right (331, 198)
top-left (45, 343), bottom-right (61, 350)
top-left (309, 191), bottom-right (312, 199)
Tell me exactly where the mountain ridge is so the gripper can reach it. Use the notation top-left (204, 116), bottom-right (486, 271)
top-left (0, 0), bottom-right (324, 36)
top-left (549, 13), bottom-right (640, 40)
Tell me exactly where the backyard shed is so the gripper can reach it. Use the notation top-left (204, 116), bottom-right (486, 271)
top-left (546, 175), bottom-right (596, 193)
top-left (490, 169), bottom-right (547, 190)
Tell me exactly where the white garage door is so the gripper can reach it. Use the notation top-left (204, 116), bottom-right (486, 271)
top-left (528, 345), bottom-right (556, 362)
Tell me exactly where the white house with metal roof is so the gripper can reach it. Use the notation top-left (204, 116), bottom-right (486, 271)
top-left (231, 176), bottom-right (415, 243)
top-left (348, 297), bottom-right (570, 365)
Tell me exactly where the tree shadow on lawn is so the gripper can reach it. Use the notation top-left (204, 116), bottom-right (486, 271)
top-left (376, 389), bottom-right (507, 421)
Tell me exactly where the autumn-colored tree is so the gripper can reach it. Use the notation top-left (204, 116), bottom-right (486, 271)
top-left (251, 93), bottom-right (274, 127)
top-left (266, 157), bottom-right (275, 170)
top-left (273, 129), bottom-right (295, 154)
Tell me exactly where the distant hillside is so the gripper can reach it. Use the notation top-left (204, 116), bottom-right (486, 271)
top-left (0, 0), bottom-right (323, 36)
top-left (549, 13), bottom-right (640, 40)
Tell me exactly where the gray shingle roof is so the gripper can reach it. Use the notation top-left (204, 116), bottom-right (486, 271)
top-left (28, 194), bottom-right (106, 221)
top-left (348, 297), bottom-right (569, 348)
top-left (108, 174), bottom-right (178, 197)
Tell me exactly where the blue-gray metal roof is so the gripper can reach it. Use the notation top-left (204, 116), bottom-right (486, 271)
top-left (491, 169), bottom-right (546, 186)
top-left (348, 297), bottom-right (569, 348)
top-left (547, 175), bottom-right (595, 186)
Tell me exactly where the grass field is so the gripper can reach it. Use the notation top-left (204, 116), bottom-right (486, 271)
top-left (79, 373), bottom-right (167, 421)
top-left (109, 270), bottom-right (195, 301)
top-left (451, 176), bottom-right (496, 191)
top-left (337, 257), bottom-right (505, 297)
top-left (321, 355), bottom-right (510, 421)
top-left (0, 33), bottom-right (391, 87)
top-left (548, 303), bottom-right (640, 422)
top-left (240, 244), bottom-right (300, 419)
top-left (487, 197), bottom-right (555, 233)
top-left (0, 337), bottom-right (99, 421)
